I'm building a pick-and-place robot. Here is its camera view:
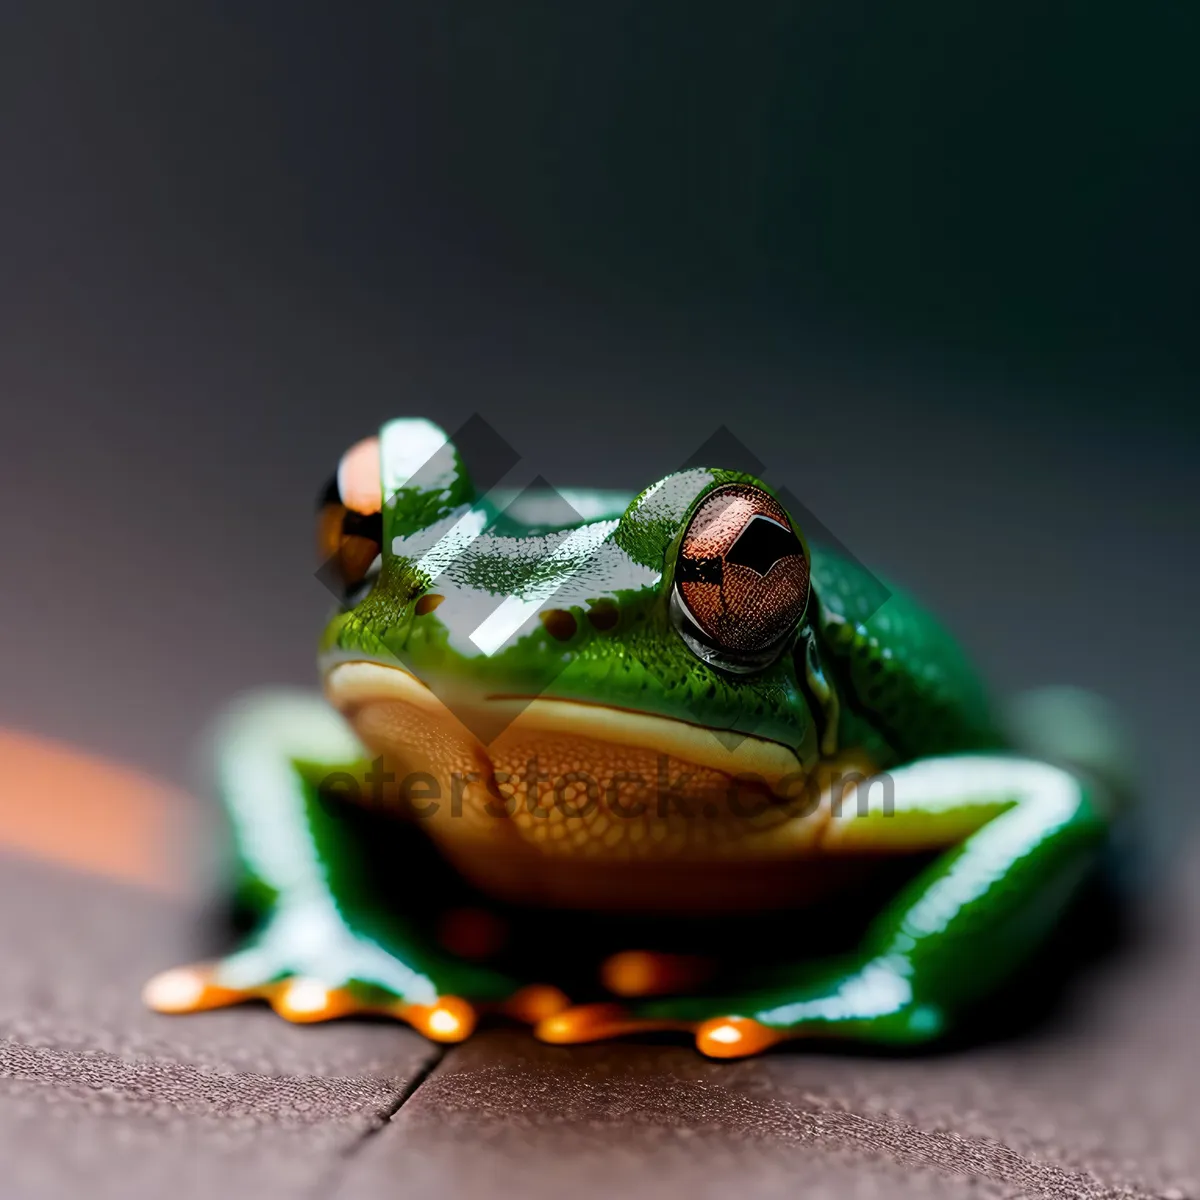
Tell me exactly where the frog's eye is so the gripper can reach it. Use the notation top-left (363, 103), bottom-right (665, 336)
top-left (317, 436), bottom-right (383, 596)
top-left (672, 484), bottom-right (810, 672)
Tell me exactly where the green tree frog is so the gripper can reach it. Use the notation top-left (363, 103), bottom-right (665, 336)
top-left (144, 418), bottom-right (1129, 1058)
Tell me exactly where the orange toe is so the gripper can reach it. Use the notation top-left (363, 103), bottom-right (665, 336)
top-left (269, 978), bottom-right (362, 1023)
top-left (535, 1002), bottom-right (689, 1045)
top-left (395, 995), bottom-right (477, 1043)
top-left (694, 1016), bottom-right (785, 1059)
top-left (500, 984), bottom-right (573, 1025)
top-left (142, 965), bottom-right (248, 1014)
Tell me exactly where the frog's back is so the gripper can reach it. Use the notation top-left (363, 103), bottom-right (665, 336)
top-left (810, 546), bottom-right (1006, 766)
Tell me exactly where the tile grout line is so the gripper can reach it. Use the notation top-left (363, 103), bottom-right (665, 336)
top-left (310, 1045), bottom-right (448, 1200)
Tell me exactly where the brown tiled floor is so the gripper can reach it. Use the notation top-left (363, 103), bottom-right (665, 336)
top-left (2, 735), bottom-right (1198, 1200)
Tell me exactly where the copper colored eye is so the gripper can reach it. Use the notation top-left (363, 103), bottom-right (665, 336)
top-left (317, 436), bottom-right (383, 593)
top-left (675, 484), bottom-right (809, 658)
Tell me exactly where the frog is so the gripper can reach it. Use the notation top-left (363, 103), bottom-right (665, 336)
top-left (144, 417), bottom-right (1131, 1058)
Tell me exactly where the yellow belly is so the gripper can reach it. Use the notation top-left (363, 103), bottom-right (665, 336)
top-left (325, 660), bottom-right (877, 915)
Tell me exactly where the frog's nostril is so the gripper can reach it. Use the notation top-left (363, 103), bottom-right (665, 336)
top-left (415, 593), bottom-right (445, 616)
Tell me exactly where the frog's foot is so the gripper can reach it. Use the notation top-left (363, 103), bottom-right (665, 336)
top-left (144, 961), bottom-right (479, 1039)
top-left (143, 903), bottom-right (556, 1042)
top-left (537, 961), bottom-right (943, 1059)
top-left (144, 961), bottom-right (570, 1037)
top-left (534, 1001), bottom-right (786, 1057)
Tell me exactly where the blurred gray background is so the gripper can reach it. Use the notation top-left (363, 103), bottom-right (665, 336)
top-left (1, 2), bottom-right (1196, 868)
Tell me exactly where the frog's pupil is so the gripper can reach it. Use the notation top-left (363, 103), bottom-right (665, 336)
top-left (725, 515), bottom-right (803, 577)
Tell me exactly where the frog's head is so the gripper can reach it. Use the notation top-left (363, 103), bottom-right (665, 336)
top-left (316, 419), bottom-right (825, 881)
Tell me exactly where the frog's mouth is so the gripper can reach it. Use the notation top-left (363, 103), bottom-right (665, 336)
top-left (323, 660), bottom-right (842, 910)
top-left (325, 658), bottom-right (804, 780)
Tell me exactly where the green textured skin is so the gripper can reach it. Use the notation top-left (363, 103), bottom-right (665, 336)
top-left (178, 417), bottom-right (1123, 1053)
top-left (810, 550), bottom-right (1006, 764)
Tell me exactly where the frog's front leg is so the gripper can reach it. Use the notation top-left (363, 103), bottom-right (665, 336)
top-left (537, 755), bottom-right (1107, 1057)
top-left (143, 691), bottom-right (559, 1041)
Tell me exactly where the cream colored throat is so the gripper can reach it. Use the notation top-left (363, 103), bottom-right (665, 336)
top-left (323, 660), bottom-right (862, 913)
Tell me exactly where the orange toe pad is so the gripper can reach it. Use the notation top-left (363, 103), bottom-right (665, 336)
top-left (535, 1002), bottom-right (690, 1045)
top-left (694, 1015), bottom-right (786, 1058)
top-left (498, 984), bottom-right (573, 1025)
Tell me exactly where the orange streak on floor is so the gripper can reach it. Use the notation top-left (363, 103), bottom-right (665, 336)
top-left (0, 728), bottom-right (192, 896)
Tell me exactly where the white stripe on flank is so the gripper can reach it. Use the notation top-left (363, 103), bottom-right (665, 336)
top-left (409, 507), bottom-right (490, 580)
